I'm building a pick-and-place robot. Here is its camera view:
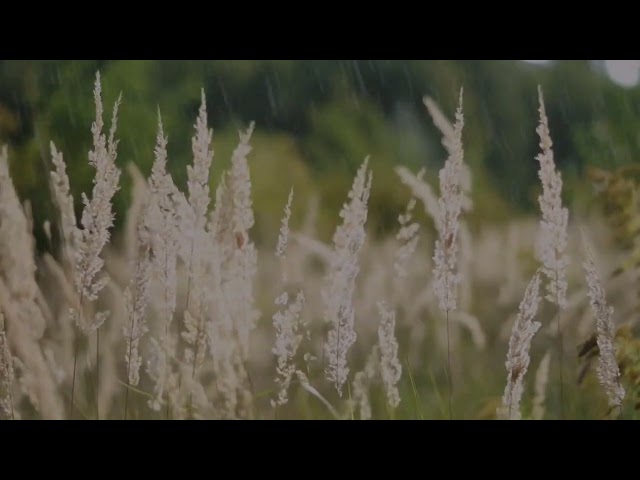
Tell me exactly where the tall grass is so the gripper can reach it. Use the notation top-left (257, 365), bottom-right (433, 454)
top-left (0, 74), bottom-right (635, 420)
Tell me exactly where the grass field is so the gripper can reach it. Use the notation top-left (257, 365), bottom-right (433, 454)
top-left (0, 73), bottom-right (636, 420)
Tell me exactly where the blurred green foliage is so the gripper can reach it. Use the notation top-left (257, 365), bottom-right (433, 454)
top-left (1, 60), bottom-right (639, 250)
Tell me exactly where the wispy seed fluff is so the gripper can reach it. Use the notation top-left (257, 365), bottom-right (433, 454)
top-left (223, 122), bottom-right (259, 362)
top-left (276, 188), bottom-right (293, 260)
top-left (272, 189), bottom-right (308, 406)
top-left (272, 291), bottom-right (306, 406)
top-left (352, 345), bottom-right (379, 420)
top-left (535, 87), bottom-right (568, 308)
top-left (187, 89), bottom-right (214, 233)
top-left (50, 143), bottom-right (81, 263)
top-left (147, 114), bottom-right (180, 330)
top-left (582, 236), bottom-right (625, 408)
top-left (394, 185), bottom-right (421, 279)
top-left (181, 91), bottom-right (214, 372)
top-left (499, 271), bottom-right (542, 420)
top-left (395, 166), bottom-right (440, 224)
top-left (145, 115), bottom-right (181, 410)
top-left (123, 208), bottom-right (152, 387)
top-left (377, 301), bottom-right (401, 408)
top-left (324, 157), bottom-right (372, 396)
top-left (433, 89), bottom-right (465, 312)
top-left (423, 95), bottom-right (472, 212)
top-left (68, 72), bottom-right (122, 331)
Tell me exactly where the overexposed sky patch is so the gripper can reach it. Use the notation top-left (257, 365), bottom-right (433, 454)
top-left (521, 60), bottom-right (551, 66)
top-left (521, 60), bottom-right (640, 88)
top-left (604, 60), bottom-right (640, 87)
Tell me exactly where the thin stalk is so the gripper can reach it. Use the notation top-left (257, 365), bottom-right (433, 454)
top-left (187, 319), bottom-right (202, 418)
top-left (243, 358), bottom-right (255, 419)
top-left (335, 318), bottom-right (340, 394)
top-left (179, 233), bottom-right (197, 413)
top-left (123, 259), bottom-right (146, 421)
top-left (446, 308), bottom-right (452, 420)
top-left (299, 381), bottom-right (339, 419)
top-left (96, 327), bottom-right (100, 420)
top-left (556, 307), bottom-right (563, 420)
top-left (9, 386), bottom-right (15, 420)
top-left (555, 270), bottom-right (564, 420)
top-left (406, 356), bottom-right (424, 420)
top-left (162, 241), bottom-right (172, 421)
top-left (70, 326), bottom-right (80, 418)
top-left (123, 381), bottom-right (131, 420)
top-left (70, 273), bottom-right (87, 419)
top-left (163, 313), bottom-right (171, 420)
top-left (123, 287), bottom-right (138, 420)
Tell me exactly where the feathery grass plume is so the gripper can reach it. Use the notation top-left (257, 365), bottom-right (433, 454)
top-left (145, 114), bottom-right (181, 412)
top-left (0, 146), bottom-right (46, 337)
top-left (187, 90), bottom-right (214, 232)
top-left (424, 96), bottom-right (456, 150)
top-left (323, 157), bottom-right (372, 396)
top-left (425, 94), bottom-right (475, 305)
top-left (223, 122), bottom-right (259, 362)
top-left (200, 125), bottom-right (258, 418)
top-left (206, 303), bottom-right (245, 418)
top-left (535, 87), bottom-right (569, 309)
top-left (53, 73), bottom-right (121, 419)
top-left (67, 72), bottom-right (122, 331)
top-left (351, 298), bottom-right (404, 417)
top-left (0, 312), bottom-right (15, 420)
top-left (206, 174), bottom-right (242, 418)
top-left (499, 271), bottom-right (542, 420)
top-left (532, 351), bottom-right (551, 420)
top-left (352, 346), bottom-right (379, 420)
top-left (394, 195), bottom-right (420, 279)
top-left (272, 189), bottom-right (308, 406)
top-left (423, 95), bottom-right (472, 212)
top-left (535, 86), bottom-right (569, 417)
top-left (0, 146), bottom-right (64, 419)
top-left (147, 115), bottom-right (180, 315)
top-left (377, 301), bottom-right (401, 408)
top-left (272, 291), bottom-right (306, 406)
top-left (276, 188), bottom-right (294, 260)
top-left (123, 164), bottom-right (149, 263)
top-left (181, 90), bottom-right (214, 388)
top-left (146, 337), bottom-right (173, 412)
top-left (395, 167), bottom-right (439, 223)
top-left (207, 124), bottom-right (258, 418)
top-left (582, 235), bottom-right (625, 409)
top-left (431, 89), bottom-right (464, 419)
top-left (50, 142), bottom-right (81, 263)
top-left (433, 89), bottom-right (465, 313)
top-left (123, 203), bottom-right (152, 389)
